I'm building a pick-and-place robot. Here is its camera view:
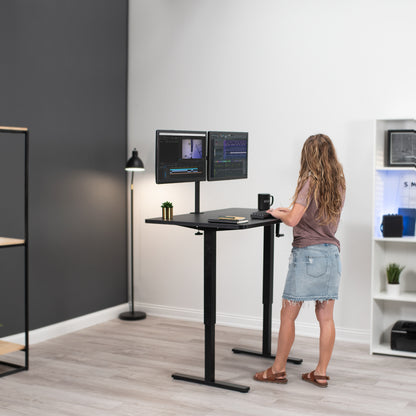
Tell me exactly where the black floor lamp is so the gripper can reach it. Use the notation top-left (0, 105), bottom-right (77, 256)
top-left (119, 148), bottom-right (147, 321)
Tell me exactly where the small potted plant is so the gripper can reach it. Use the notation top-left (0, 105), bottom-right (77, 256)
top-left (161, 201), bottom-right (173, 220)
top-left (386, 263), bottom-right (405, 297)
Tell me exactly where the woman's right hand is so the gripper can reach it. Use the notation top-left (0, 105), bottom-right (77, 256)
top-left (267, 207), bottom-right (289, 218)
top-left (267, 204), bottom-right (306, 227)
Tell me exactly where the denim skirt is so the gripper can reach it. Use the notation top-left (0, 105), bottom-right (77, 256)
top-left (282, 244), bottom-right (341, 302)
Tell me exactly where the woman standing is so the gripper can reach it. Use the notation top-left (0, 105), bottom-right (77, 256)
top-left (254, 134), bottom-right (346, 388)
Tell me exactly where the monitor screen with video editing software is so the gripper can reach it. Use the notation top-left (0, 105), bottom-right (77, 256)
top-left (207, 131), bottom-right (248, 181)
top-left (156, 130), bottom-right (207, 184)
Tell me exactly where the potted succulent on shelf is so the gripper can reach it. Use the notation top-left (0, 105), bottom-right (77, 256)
top-left (386, 263), bottom-right (405, 297)
top-left (161, 201), bottom-right (173, 220)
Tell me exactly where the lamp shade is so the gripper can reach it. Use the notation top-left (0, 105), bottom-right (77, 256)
top-left (125, 148), bottom-right (145, 171)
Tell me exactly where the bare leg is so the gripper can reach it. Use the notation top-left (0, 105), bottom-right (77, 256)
top-left (272, 299), bottom-right (303, 373)
top-left (313, 299), bottom-right (335, 382)
top-left (254, 299), bottom-right (302, 380)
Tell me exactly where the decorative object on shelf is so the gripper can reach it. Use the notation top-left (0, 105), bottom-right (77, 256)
top-left (380, 214), bottom-right (403, 237)
top-left (119, 148), bottom-right (146, 321)
top-left (391, 320), bottom-right (416, 352)
top-left (398, 208), bottom-right (416, 236)
top-left (387, 130), bottom-right (416, 167)
top-left (161, 201), bottom-right (173, 220)
top-left (386, 263), bottom-right (405, 296)
top-left (398, 172), bottom-right (416, 208)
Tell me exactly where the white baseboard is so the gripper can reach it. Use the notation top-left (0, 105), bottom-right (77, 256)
top-left (137, 302), bottom-right (370, 344)
top-left (2, 302), bottom-right (369, 346)
top-left (3, 304), bottom-right (128, 345)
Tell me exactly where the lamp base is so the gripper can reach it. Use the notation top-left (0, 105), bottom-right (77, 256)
top-left (119, 311), bottom-right (147, 321)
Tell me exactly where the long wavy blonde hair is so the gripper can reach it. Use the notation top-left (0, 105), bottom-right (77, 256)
top-left (292, 134), bottom-right (346, 225)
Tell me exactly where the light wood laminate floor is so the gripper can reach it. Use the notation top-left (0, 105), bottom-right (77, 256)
top-left (0, 316), bottom-right (415, 416)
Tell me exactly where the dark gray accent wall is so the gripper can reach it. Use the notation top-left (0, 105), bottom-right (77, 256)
top-left (0, 0), bottom-right (128, 336)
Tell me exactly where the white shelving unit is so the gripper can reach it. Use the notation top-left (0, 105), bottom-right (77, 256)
top-left (371, 119), bottom-right (416, 358)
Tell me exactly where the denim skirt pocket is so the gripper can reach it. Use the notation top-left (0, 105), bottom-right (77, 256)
top-left (306, 256), bottom-right (328, 278)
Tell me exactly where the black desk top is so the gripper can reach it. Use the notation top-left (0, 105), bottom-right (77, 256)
top-left (145, 207), bottom-right (281, 231)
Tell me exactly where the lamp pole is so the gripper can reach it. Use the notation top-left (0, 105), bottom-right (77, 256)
top-left (119, 149), bottom-right (146, 321)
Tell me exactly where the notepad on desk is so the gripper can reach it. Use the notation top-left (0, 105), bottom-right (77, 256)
top-left (208, 216), bottom-right (248, 224)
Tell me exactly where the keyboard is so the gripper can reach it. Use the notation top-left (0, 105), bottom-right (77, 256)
top-left (250, 210), bottom-right (273, 220)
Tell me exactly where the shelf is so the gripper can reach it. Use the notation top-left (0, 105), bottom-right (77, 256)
top-left (0, 237), bottom-right (25, 247)
top-left (373, 292), bottom-right (416, 303)
top-left (371, 119), bottom-right (416, 359)
top-left (372, 343), bottom-right (416, 359)
top-left (374, 237), bottom-right (416, 243)
top-left (0, 126), bottom-right (28, 132)
top-left (0, 341), bottom-right (25, 355)
top-left (0, 127), bottom-right (29, 377)
top-left (376, 167), bottom-right (416, 172)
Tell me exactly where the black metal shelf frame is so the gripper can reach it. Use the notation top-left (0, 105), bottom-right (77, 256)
top-left (0, 126), bottom-right (29, 377)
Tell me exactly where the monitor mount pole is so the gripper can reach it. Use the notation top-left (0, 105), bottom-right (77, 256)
top-left (192, 182), bottom-right (204, 236)
top-left (191, 181), bottom-right (202, 215)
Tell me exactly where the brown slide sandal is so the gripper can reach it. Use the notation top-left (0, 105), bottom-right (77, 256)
top-left (301, 370), bottom-right (330, 388)
top-left (253, 367), bottom-right (288, 384)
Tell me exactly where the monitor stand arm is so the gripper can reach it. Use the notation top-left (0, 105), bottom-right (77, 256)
top-left (191, 181), bottom-right (203, 215)
top-left (192, 181), bottom-right (204, 235)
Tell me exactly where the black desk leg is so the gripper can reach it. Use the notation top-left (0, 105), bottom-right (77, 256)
top-left (233, 225), bottom-right (303, 365)
top-left (172, 229), bottom-right (250, 393)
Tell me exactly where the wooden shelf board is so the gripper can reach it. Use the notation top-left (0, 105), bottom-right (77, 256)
top-left (375, 167), bottom-right (416, 172)
top-left (0, 237), bottom-right (25, 247)
top-left (374, 237), bottom-right (416, 243)
top-left (0, 341), bottom-right (25, 355)
top-left (0, 126), bottom-right (28, 132)
top-left (372, 343), bottom-right (416, 358)
top-left (373, 292), bottom-right (416, 303)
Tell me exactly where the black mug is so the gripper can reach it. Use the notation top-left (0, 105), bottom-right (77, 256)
top-left (258, 193), bottom-right (274, 211)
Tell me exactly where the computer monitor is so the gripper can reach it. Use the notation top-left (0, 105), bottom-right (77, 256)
top-left (155, 130), bottom-right (207, 184)
top-left (207, 131), bottom-right (248, 181)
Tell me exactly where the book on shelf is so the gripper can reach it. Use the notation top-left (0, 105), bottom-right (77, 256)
top-left (208, 215), bottom-right (248, 224)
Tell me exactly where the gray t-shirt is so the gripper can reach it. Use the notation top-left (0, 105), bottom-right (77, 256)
top-left (293, 178), bottom-right (344, 250)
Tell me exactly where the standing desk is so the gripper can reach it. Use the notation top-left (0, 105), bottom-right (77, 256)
top-left (145, 207), bottom-right (302, 393)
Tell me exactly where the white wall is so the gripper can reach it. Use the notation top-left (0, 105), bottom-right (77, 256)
top-left (128, 0), bottom-right (416, 342)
